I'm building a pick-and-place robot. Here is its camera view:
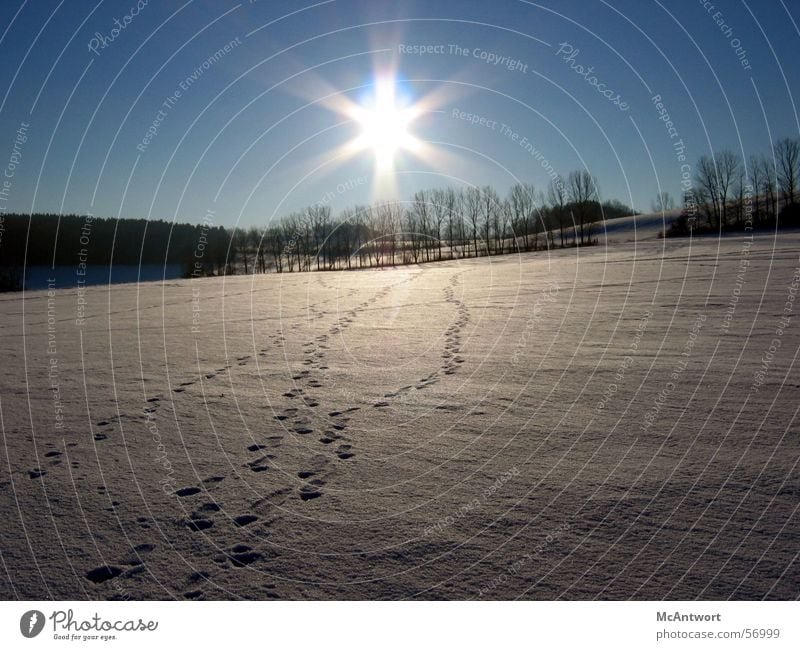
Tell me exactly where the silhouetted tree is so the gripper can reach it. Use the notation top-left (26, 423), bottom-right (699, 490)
top-left (775, 137), bottom-right (799, 206)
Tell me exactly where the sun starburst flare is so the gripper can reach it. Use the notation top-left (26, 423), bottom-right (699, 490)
top-left (349, 78), bottom-right (421, 172)
top-left (282, 68), bottom-right (469, 201)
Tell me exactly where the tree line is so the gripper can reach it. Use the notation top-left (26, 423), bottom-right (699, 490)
top-left (7, 133), bottom-right (797, 292)
top-left (666, 136), bottom-right (800, 235)
top-left (1, 171), bottom-right (637, 290)
top-left (223, 172), bottom-right (633, 275)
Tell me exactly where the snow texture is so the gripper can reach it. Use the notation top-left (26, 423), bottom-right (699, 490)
top-left (0, 232), bottom-right (798, 600)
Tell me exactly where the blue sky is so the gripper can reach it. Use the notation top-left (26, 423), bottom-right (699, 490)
top-left (0, 0), bottom-right (798, 228)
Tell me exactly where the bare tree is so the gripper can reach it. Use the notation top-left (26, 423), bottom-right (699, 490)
top-left (305, 204), bottom-right (331, 270)
top-left (716, 150), bottom-right (740, 227)
top-left (445, 187), bottom-right (460, 259)
top-left (651, 191), bottom-right (675, 213)
top-left (775, 137), bottom-right (800, 206)
top-left (547, 176), bottom-right (569, 247)
top-left (695, 155), bottom-right (720, 228)
top-left (464, 186), bottom-right (481, 257)
top-left (404, 207), bottom-right (421, 263)
top-left (248, 226), bottom-right (264, 273)
top-left (265, 225), bottom-right (283, 272)
top-left (430, 188), bottom-right (448, 261)
top-left (567, 170), bottom-right (598, 245)
top-left (383, 202), bottom-right (403, 266)
top-left (283, 213), bottom-right (302, 272)
top-left (760, 157), bottom-right (778, 222)
top-left (493, 192), bottom-right (505, 254)
top-left (734, 171), bottom-right (746, 226)
top-left (411, 190), bottom-right (432, 261)
top-left (233, 227), bottom-right (249, 274)
top-left (351, 206), bottom-right (368, 268)
top-left (510, 183), bottom-right (534, 251)
top-left (747, 154), bottom-right (764, 223)
top-left (480, 186), bottom-right (500, 254)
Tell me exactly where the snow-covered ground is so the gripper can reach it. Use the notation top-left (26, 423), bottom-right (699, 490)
top-left (1, 232), bottom-right (797, 600)
top-left (595, 210), bottom-right (680, 243)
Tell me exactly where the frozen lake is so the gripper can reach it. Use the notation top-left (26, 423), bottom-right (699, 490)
top-left (21, 264), bottom-right (184, 291)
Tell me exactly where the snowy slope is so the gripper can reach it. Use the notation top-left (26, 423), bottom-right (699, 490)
top-left (0, 233), bottom-right (797, 599)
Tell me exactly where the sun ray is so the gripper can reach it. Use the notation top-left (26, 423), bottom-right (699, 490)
top-left (348, 76), bottom-right (421, 173)
top-left (284, 63), bottom-right (478, 202)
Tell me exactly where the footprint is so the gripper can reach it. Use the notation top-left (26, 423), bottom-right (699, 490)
top-left (247, 444), bottom-right (267, 452)
top-left (233, 514), bottom-right (259, 527)
top-left (133, 543), bottom-right (156, 553)
top-left (203, 476), bottom-right (224, 485)
top-left (293, 428), bottom-right (313, 435)
top-left (337, 445), bottom-right (354, 460)
top-left (175, 486), bottom-right (202, 497)
top-left (186, 519), bottom-right (214, 531)
top-left (299, 488), bottom-right (322, 501)
top-left (228, 545), bottom-right (262, 567)
top-left (374, 402), bottom-right (389, 408)
top-left (85, 565), bottom-right (123, 583)
top-left (28, 469), bottom-right (46, 479)
top-left (198, 502), bottom-right (221, 512)
top-left (266, 487), bottom-right (292, 501)
top-left (188, 571), bottom-right (211, 583)
top-left (297, 471), bottom-right (315, 479)
top-left (45, 451), bottom-right (62, 458)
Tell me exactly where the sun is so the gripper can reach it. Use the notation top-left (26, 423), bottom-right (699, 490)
top-left (351, 78), bottom-right (420, 170)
